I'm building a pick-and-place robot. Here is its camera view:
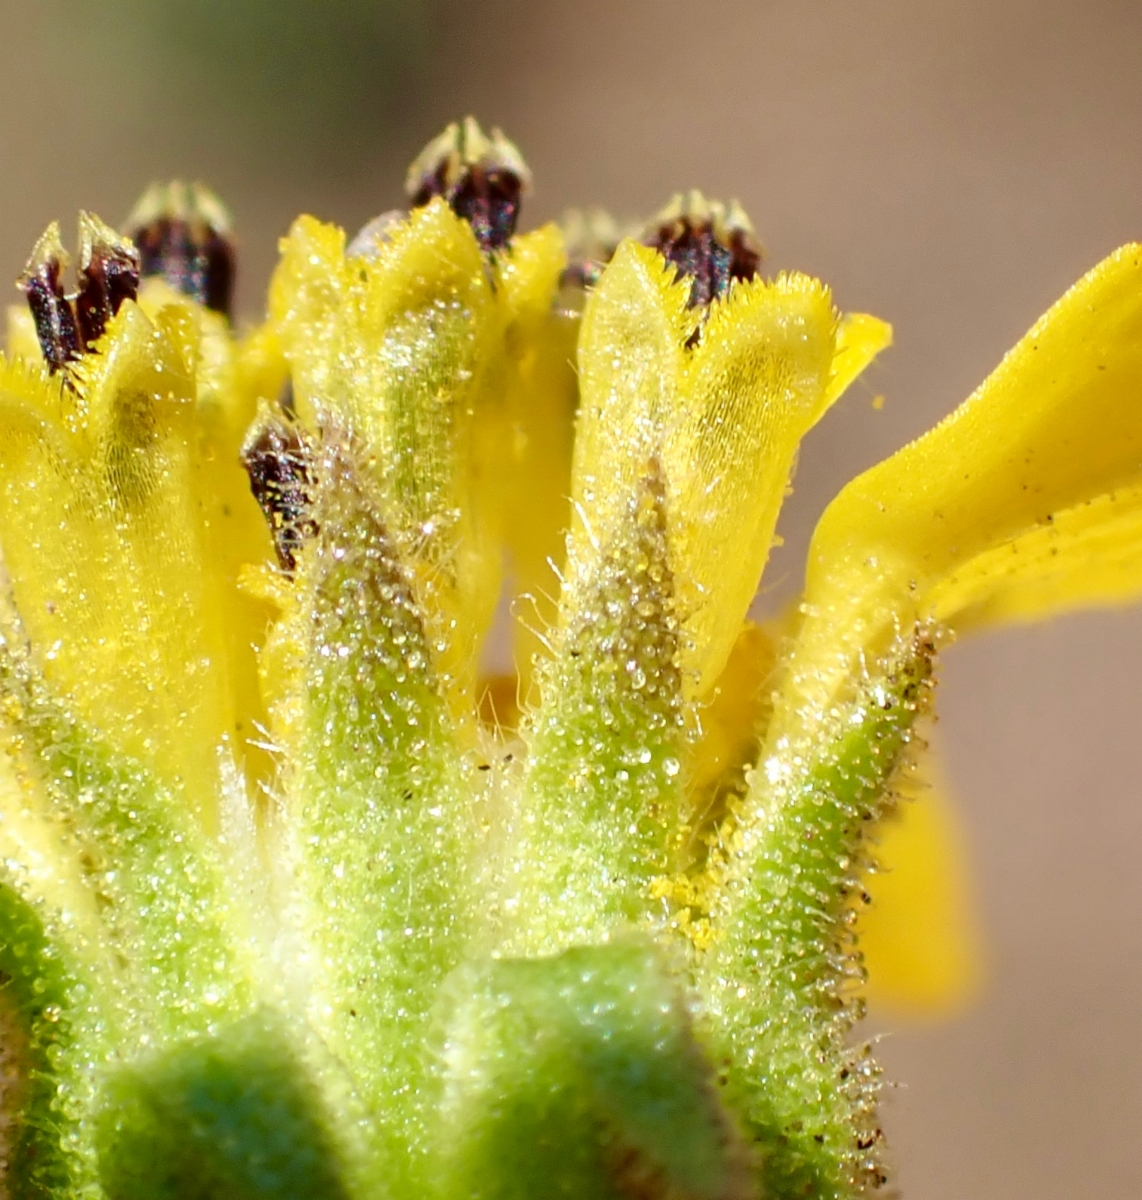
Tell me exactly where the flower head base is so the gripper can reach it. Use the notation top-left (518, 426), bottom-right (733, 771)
top-left (0, 117), bottom-right (1138, 1200)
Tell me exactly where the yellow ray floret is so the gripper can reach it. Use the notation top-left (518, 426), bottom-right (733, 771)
top-left (929, 481), bottom-right (1142, 629)
top-left (785, 243), bottom-right (1142, 724)
top-left (268, 202), bottom-right (564, 701)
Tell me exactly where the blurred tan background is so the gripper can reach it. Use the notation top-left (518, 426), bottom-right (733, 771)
top-left (2, 1), bottom-right (1140, 1196)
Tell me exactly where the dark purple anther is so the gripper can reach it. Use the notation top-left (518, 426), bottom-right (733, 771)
top-left (241, 416), bottom-right (318, 573)
top-left (124, 182), bottom-right (236, 321)
top-left (75, 211), bottom-right (140, 350)
top-left (18, 223), bottom-right (82, 374)
top-left (642, 192), bottom-right (762, 310)
top-left (406, 117), bottom-right (531, 255)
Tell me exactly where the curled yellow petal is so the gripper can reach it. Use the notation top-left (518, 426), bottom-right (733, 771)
top-left (271, 204), bottom-right (496, 694)
top-left (270, 202), bottom-right (495, 528)
top-left (668, 270), bottom-right (840, 694)
top-left (786, 243), bottom-right (1142, 722)
top-left (269, 203), bottom-right (562, 704)
top-left (823, 312), bottom-right (893, 411)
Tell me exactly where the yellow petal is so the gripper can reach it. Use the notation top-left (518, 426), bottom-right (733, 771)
top-left (501, 304), bottom-right (578, 704)
top-left (668, 270), bottom-right (840, 694)
top-left (859, 750), bottom-right (985, 1018)
top-left (193, 326), bottom-right (282, 792)
top-left (4, 305), bottom-right (41, 364)
top-left (271, 204), bottom-right (494, 691)
top-left (138, 277), bottom-right (281, 790)
top-left (675, 622), bottom-right (777, 870)
top-left (822, 312), bottom-right (893, 411)
top-left (499, 223), bottom-right (567, 332)
top-left (688, 621), bottom-right (776, 803)
top-left (494, 225), bottom-right (574, 699)
top-left (478, 224), bottom-right (570, 704)
top-left (930, 482), bottom-right (1142, 629)
top-left (786, 243), bottom-right (1142, 723)
top-left (571, 241), bottom-right (690, 566)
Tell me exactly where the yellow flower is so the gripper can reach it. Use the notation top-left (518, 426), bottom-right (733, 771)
top-left (783, 243), bottom-right (1142, 733)
top-left (0, 114), bottom-right (1140, 1199)
top-left (263, 198), bottom-right (564, 715)
top-left (765, 241), bottom-right (1142, 1015)
top-left (0, 274), bottom-right (270, 828)
top-left (501, 205), bottom-right (892, 954)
